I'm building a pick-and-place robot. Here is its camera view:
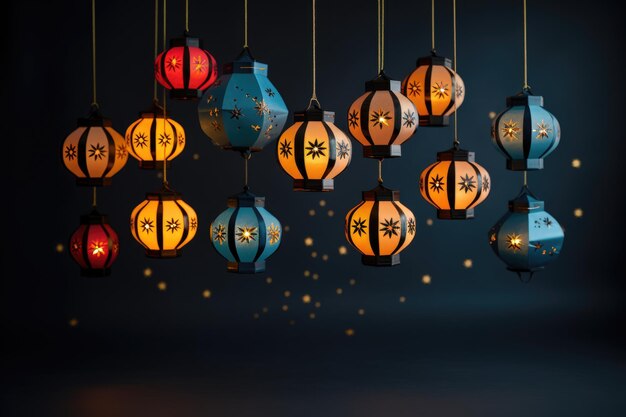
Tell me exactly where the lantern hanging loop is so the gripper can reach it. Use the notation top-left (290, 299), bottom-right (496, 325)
top-left (91, 0), bottom-right (98, 107)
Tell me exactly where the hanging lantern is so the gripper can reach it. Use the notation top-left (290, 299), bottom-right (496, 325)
top-left (62, 106), bottom-right (128, 186)
top-left (130, 187), bottom-right (198, 258)
top-left (347, 72), bottom-right (418, 158)
top-left (488, 186), bottom-right (564, 276)
top-left (277, 102), bottom-right (352, 191)
top-left (344, 184), bottom-right (416, 266)
top-left (419, 147), bottom-right (491, 219)
top-left (210, 190), bottom-right (282, 273)
top-left (491, 90), bottom-right (561, 170)
top-left (198, 48), bottom-right (288, 152)
top-left (69, 209), bottom-right (120, 277)
top-left (155, 33), bottom-right (218, 100)
top-left (401, 54), bottom-right (465, 127)
top-left (125, 102), bottom-right (186, 169)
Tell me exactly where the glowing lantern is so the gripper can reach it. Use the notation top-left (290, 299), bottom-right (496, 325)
top-left (210, 190), bottom-right (282, 273)
top-left (130, 188), bottom-right (198, 258)
top-left (69, 210), bottom-right (120, 277)
top-left (62, 106), bottom-right (128, 186)
top-left (402, 54), bottom-right (465, 127)
top-left (155, 34), bottom-right (218, 100)
top-left (491, 90), bottom-right (561, 170)
top-left (347, 72), bottom-right (418, 158)
top-left (198, 48), bottom-right (288, 152)
top-left (488, 187), bottom-right (564, 277)
top-left (277, 102), bottom-right (352, 191)
top-left (344, 185), bottom-right (416, 266)
top-left (419, 147), bottom-right (491, 219)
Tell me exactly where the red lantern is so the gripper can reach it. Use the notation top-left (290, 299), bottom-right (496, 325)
top-left (69, 210), bottom-right (120, 276)
top-left (155, 34), bottom-right (218, 100)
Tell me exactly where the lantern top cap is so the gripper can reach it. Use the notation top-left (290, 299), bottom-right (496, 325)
top-left (77, 104), bottom-right (112, 127)
top-left (365, 71), bottom-right (401, 92)
top-left (294, 100), bottom-right (335, 122)
top-left (506, 89), bottom-right (544, 107)
top-left (416, 53), bottom-right (452, 69)
top-left (362, 184), bottom-right (400, 202)
top-left (508, 185), bottom-right (545, 212)
top-left (169, 32), bottom-right (202, 48)
top-left (79, 208), bottom-right (109, 225)
top-left (145, 186), bottom-right (183, 201)
top-left (138, 100), bottom-right (169, 118)
top-left (228, 189), bottom-right (266, 208)
top-left (436, 147), bottom-right (475, 162)
top-left (223, 47), bottom-right (269, 75)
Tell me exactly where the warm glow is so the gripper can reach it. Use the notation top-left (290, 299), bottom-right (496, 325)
top-left (572, 159), bottom-right (581, 168)
top-left (574, 208), bottom-right (583, 218)
top-left (422, 274), bottom-right (431, 284)
top-left (302, 294), bottom-right (311, 304)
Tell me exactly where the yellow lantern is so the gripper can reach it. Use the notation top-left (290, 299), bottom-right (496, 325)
top-left (345, 185), bottom-right (416, 266)
top-left (130, 188), bottom-right (198, 257)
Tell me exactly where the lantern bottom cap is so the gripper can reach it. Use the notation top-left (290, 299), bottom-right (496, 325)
top-left (363, 145), bottom-right (402, 159)
top-left (76, 177), bottom-right (112, 187)
top-left (227, 261), bottom-right (266, 274)
top-left (437, 208), bottom-right (474, 220)
top-left (507, 158), bottom-right (544, 171)
top-left (361, 254), bottom-right (400, 267)
top-left (139, 160), bottom-right (172, 170)
top-left (80, 268), bottom-right (111, 277)
top-left (145, 249), bottom-right (182, 258)
top-left (293, 179), bottom-right (334, 192)
top-left (506, 266), bottom-right (545, 273)
top-left (169, 89), bottom-right (204, 100)
top-left (419, 115), bottom-right (449, 127)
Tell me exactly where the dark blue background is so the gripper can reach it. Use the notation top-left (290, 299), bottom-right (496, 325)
top-left (3, 0), bottom-right (625, 416)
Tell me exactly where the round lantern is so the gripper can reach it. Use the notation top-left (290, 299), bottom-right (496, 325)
top-left (347, 72), bottom-right (418, 158)
top-left (277, 101), bottom-right (352, 191)
top-left (130, 188), bottom-right (198, 258)
top-left (491, 90), bottom-right (560, 170)
top-left (155, 33), bottom-right (218, 100)
top-left (62, 106), bottom-right (128, 186)
top-left (488, 186), bottom-right (564, 276)
top-left (344, 184), bottom-right (416, 266)
top-left (69, 209), bottom-right (120, 277)
top-left (210, 190), bottom-right (282, 273)
top-left (419, 147), bottom-right (491, 219)
top-left (198, 48), bottom-right (288, 152)
top-left (401, 54), bottom-right (465, 127)
top-left (125, 102), bottom-right (186, 169)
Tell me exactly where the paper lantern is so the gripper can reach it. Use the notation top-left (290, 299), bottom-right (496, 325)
top-left (155, 33), bottom-right (218, 100)
top-left (69, 210), bottom-right (120, 277)
top-left (347, 72), bottom-right (418, 158)
top-left (130, 188), bottom-right (198, 258)
top-left (277, 102), bottom-right (352, 191)
top-left (419, 147), bottom-right (491, 219)
top-left (401, 54), bottom-right (465, 127)
top-left (210, 190), bottom-right (282, 273)
top-left (125, 102), bottom-right (186, 169)
top-left (344, 184), bottom-right (416, 266)
top-left (491, 90), bottom-right (561, 170)
top-left (62, 106), bottom-right (128, 186)
top-left (198, 48), bottom-right (288, 152)
top-left (488, 186), bottom-right (564, 276)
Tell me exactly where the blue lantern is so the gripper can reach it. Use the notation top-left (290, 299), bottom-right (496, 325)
top-left (210, 190), bottom-right (282, 273)
top-left (491, 90), bottom-right (560, 170)
top-left (488, 186), bottom-right (564, 278)
top-left (198, 48), bottom-right (289, 152)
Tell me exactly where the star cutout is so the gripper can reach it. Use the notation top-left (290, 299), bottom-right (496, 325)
top-left (305, 139), bottom-right (326, 159)
top-left (407, 80), bottom-right (422, 96)
top-left (264, 124), bottom-right (274, 139)
top-left (380, 218), bottom-right (400, 238)
top-left (230, 106), bottom-right (243, 119)
top-left (116, 144), bottom-right (127, 159)
top-left (456, 84), bottom-right (464, 98)
top-left (88, 143), bottom-right (106, 160)
top-left (506, 233), bottom-right (523, 251)
top-left (213, 224), bottom-right (226, 245)
top-left (211, 121), bottom-right (222, 131)
top-left (532, 241), bottom-right (544, 252)
top-left (432, 82), bottom-right (449, 99)
top-left (268, 224), bottom-right (281, 245)
top-left (265, 88), bottom-right (275, 97)
top-left (535, 120), bottom-right (552, 139)
top-left (140, 217), bottom-right (154, 234)
top-left (407, 218), bottom-right (416, 235)
top-left (236, 226), bottom-right (257, 243)
top-left (502, 119), bottom-right (520, 141)
top-left (542, 217), bottom-right (553, 228)
top-left (482, 176), bottom-right (490, 192)
top-left (251, 124), bottom-right (261, 132)
top-left (65, 144), bottom-right (77, 160)
top-left (337, 141), bottom-right (350, 159)
top-left (89, 241), bottom-right (106, 257)
top-left (190, 217), bottom-right (198, 230)
top-left (254, 99), bottom-right (269, 116)
top-left (134, 132), bottom-right (148, 148)
top-left (166, 56), bottom-right (181, 72)
top-left (279, 139), bottom-right (293, 158)
top-left (348, 110), bottom-right (360, 128)
top-left (165, 218), bottom-right (180, 233)
top-left (158, 132), bottom-right (172, 147)
top-left (192, 55), bottom-right (207, 73)
top-left (402, 110), bottom-right (416, 128)
top-left (70, 239), bottom-right (82, 253)
top-left (352, 217), bottom-right (367, 237)
top-left (371, 108), bottom-right (391, 129)
top-left (178, 133), bottom-right (185, 146)
top-left (458, 174), bottom-right (476, 193)
top-left (429, 174), bottom-right (445, 193)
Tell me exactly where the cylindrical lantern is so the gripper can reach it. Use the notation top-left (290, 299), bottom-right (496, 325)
top-left (62, 106), bottom-right (128, 186)
top-left (210, 190), bottom-right (282, 273)
top-left (125, 102), bottom-right (186, 169)
top-left (155, 33), bottom-right (218, 100)
top-left (69, 209), bottom-right (120, 277)
top-left (347, 72), bottom-right (418, 158)
top-left (277, 102), bottom-right (352, 191)
top-left (488, 186), bottom-right (564, 275)
top-left (401, 54), bottom-right (465, 127)
top-left (491, 91), bottom-right (560, 170)
top-left (419, 147), bottom-right (491, 219)
top-left (130, 188), bottom-right (198, 258)
top-left (344, 184), bottom-right (416, 266)
top-left (198, 48), bottom-right (288, 152)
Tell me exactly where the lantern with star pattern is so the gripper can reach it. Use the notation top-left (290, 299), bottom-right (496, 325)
top-left (491, 90), bottom-right (561, 170)
top-left (69, 209), bottom-right (120, 277)
top-left (210, 190), bottom-right (282, 273)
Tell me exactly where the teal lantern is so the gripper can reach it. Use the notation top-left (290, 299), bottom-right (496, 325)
top-left (210, 189), bottom-right (282, 273)
top-left (488, 186), bottom-right (564, 279)
top-left (198, 48), bottom-right (288, 153)
top-left (491, 90), bottom-right (560, 170)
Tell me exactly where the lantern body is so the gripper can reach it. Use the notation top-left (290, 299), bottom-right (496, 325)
top-left (198, 48), bottom-right (288, 152)
top-left (347, 72), bottom-right (418, 159)
top-left (125, 103), bottom-right (186, 169)
top-left (277, 102), bottom-right (352, 191)
top-left (401, 54), bottom-right (465, 127)
top-left (155, 34), bottom-right (218, 100)
top-left (69, 210), bottom-right (120, 277)
top-left (210, 190), bottom-right (282, 273)
top-left (345, 185), bottom-right (416, 266)
top-left (488, 187), bottom-right (564, 273)
top-left (491, 92), bottom-right (560, 170)
top-left (130, 188), bottom-right (198, 258)
top-left (62, 107), bottom-right (128, 186)
top-left (419, 147), bottom-right (491, 219)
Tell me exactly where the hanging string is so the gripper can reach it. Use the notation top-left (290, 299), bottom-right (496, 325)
top-left (378, 159), bottom-right (383, 184)
top-left (153, 0), bottom-right (159, 101)
top-left (185, 0), bottom-right (189, 33)
top-left (377, 0), bottom-right (380, 73)
top-left (377, 0), bottom-right (385, 73)
top-left (244, 0), bottom-right (248, 48)
top-left (243, 152), bottom-right (251, 190)
top-left (523, 170), bottom-right (527, 187)
top-left (91, 0), bottom-right (97, 107)
top-left (431, 0), bottom-right (436, 52)
top-left (523, 0), bottom-right (529, 90)
top-left (163, 0), bottom-right (167, 50)
top-left (453, 0), bottom-right (459, 148)
top-left (92, 186), bottom-right (97, 207)
top-left (310, 0), bottom-right (318, 104)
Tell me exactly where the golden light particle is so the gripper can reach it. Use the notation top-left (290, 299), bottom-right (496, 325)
top-left (282, 304), bottom-right (289, 312)
top-left (311, 251), bottom-right (318, 258)
top-left (336, 288), bottom-right (343, 295)
top-left (463, 259), bottom-right (473, 269)
top-left (309, 312), bottom-right (316, 319)
top-left (304, 270), bottom-right (311, 277)
top-left (327, 210), bottom-right (335, 217)
top-left (574, 208), bottom-right (584, 218)
top-left (157, 172), bottom-right (163, 179)
top-left (571, 158), bottom-right (581, 168)
top-left (358, 308), bottom-right (365, 316)
top-left (55, 243), bottom-right (64, 253)
top-left (322, 254), bottom-right (329, 261)
top-left (289, 319), bottom-right (296, 325)
top-left (488, 111), bottom-right (497, 120)
top-left (157, 281), bottom-right (167, 291)
top-left (314, 301), bottom-right (321, 308)
top-left (319, 199), bottom-right (327, 207)
top-left (349, 279), bottom-right (356, 286)
top-left (266, 277), bottom-right (273, 284)
top-left (422, 274), bottom-right (432, 284)
top-left (312, 273), bottom-right (319, 280)
top-left (304, 237), bottom-right (314, 246)
top-left (253, 312), bottom-right (260, 319)
top-left (302, 294), bottom-right (311, 304)
top-left (308, 209), bottom-right (316, 216)
top-left (143, 267), bottom-right (153, 278)
top-left (202, 289), bottom-right (211, 298)
top-left (284, 290), bottom-right (291, 298)
top-left (399, 296), bottom-right (406, 303)
top-left (338, 246), bottom-right (348, 255)
top-left (345, 328), bottom-right (355, 336)
top-left (192, 153), bottom-right (200, 160)
top-left (262, 307), bottom-right (269, 314)
top-left (284, 225), bottom-right (290, 232)
top-left (68, 318), bottom-right (79, 327)
top-left (426, 218), bottom-right (434, 226)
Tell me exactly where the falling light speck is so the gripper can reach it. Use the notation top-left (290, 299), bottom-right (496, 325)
top-left (338, 246), bottom-right (347, 255)
top-left (322, 254), bottom-right (329, 261)
top-left (349, 278), bottom-right (356, 286)
top-left (399, 296), bottom-right (406, 303)
top-left (426, 218), bottom-right (434, 226)
top-left (358, 308), bottom-right (365, 316)
top-left (304, 237), bottom-right (314, 246)
top-left (157, 281), bottom-right (167, 291)
top-left (55, 243), bottom-right (64, 253)
top-left (282, 305), bottom-right (289, 312)
top-left (202, 289), bottom-right (211, 298)
top-left (314, 301), bottom-right (321, 308)
top-left (289, 320), bottom-right (296, 325)
top-left (336, 288), bottom-right (343, 295)
top-left (488, 111), bottom-right (497, 119)
top-left (574, 208), bottom-right (584, 218)
top-left (253, 312), bottom-right (260, 319)
top-left (463, 259), bottom-right (473, 268)
top-left (193, 153), bottom-right (200, 160)
top-left (304, 270), bottom-right (311, 277)
top-left (157, 172), bottom-right (163, 179)
top-left (266, 277), bottom-right (273, 284)
top-left (319, 200), bottom-right (327, 207)
top-left (309, 313), bottom-right (316, 319)
top-left (283, 290), bottom-right (291, 298)
top-left (302, 294), bottom-right (311, 303)
top-left (311, 251), bottom-right (318, 258)
top-left (345, 328), bottom-right (355, 336)
top-left (422, 274), bottom-right (432, 284)
top-left (68, 318), bottom-right (79, 327)
top-left (327, 210), bottom-right (335, 217)
top-left (571, 159), bottom-right (581, 168)
top-left (309, 209), bottom-right (316, 216)
top-left (143, 267), bottom-right (153, 278)
top-left (312, 273), bottom-right (319, 280)
top-left (284, 225), bottom-right (290, 232)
